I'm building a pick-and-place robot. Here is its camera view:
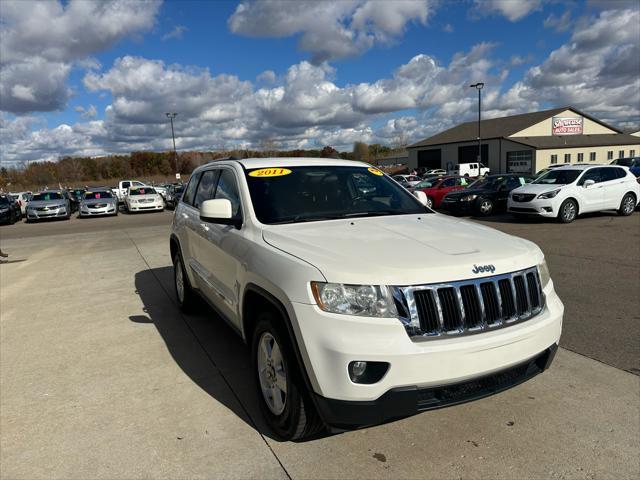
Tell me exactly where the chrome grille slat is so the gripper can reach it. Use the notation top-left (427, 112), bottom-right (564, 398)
top-left (396, 267), bottom-right (545, 341)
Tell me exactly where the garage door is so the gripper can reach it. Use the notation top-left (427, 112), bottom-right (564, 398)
top-left (417, 149), bottom-right (441, 169)
top-left (507, 150), bottom-right (533, 173)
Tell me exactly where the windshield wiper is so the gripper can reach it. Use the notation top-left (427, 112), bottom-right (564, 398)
top-left (270, 215), bottom-right (345, 225)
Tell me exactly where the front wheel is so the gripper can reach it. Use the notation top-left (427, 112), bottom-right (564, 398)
top-left (252, 314), bottom-right (323, 441)
top-left (618, 193), bottom-right (636, 216)
top-left (475, 198), bottom-right (494, 216)
top-left (558, 199), bottom-right (578, 223)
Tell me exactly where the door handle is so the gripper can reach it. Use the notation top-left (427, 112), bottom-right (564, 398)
top-left (181, 213), bottom-right (188, 219)
top-left (199, 223), bottom-right (210, 232)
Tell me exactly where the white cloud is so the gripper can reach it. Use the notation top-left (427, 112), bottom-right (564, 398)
top-left (228, 0), bottom-right (431, 63)
top-left (443, 23), bottom-right (454, 33)
top-left (544, 10), bottom-right (572, 32)
top-left (162, 25), bottom-right (187, 41)
top-left (473, 0), bottom-right (542, 22)
top-left (0, 0), bottom-right (161, 114)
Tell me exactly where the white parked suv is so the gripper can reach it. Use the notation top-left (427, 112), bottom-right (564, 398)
top-left (508, 165), bottom-right (639, 223)
top-left (170, 158), bottom-right (563, 440)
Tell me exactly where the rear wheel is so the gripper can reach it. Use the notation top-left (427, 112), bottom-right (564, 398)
top-left (425, 196), bottom-right (434, 209)
top-left (558, 199), bottom-right (578, 223)
top-left (173, 252), bottom-right (197, 312)
top-left (618, 193), bottom-right (636, 216)
top-left (252, 313), bottom-right (323, 441)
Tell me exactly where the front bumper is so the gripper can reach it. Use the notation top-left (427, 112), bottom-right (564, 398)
top-left (26, 208), bottom-right (68, 220)
top-left (440, 199), bottom-right (474, 214)
top-left (290, 282), bottom-right (563, 425)
top-left (80, 204), bottom-right (117, 216)
top-left (314, 344), bottom-right (557, 428)
top-left (127, 202), bottom-right (163, 212)
top-left (508, 198), bottom-right (557, 217)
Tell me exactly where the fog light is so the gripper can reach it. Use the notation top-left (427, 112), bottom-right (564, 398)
top-left (543, 207), bottom-right (553, 212)
top-left (350, 361), bottom-right (367, 380)
top-left (348, 361), bottom-right (390, 384)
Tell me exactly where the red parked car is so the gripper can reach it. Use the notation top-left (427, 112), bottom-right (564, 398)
top-left (416, 176), bottom-right (469, 209)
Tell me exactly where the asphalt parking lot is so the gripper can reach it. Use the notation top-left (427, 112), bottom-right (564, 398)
top-left (1, 210), bottom-right (638, 479)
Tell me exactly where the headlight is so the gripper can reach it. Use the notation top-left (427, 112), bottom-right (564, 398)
top-left (311, 282), bottom-right (398, 318)
top-left (538, 189), bottom-right (560, 199)
top-left (461, 194), bottom-right (478, 202)
top-left (538, 260), bottom-right (551, 288)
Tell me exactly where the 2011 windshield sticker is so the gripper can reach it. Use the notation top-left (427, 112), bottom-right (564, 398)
top-left (249, 168), bottom-right (292, 178)
top-left (368, 167), bottom-right (383, 176)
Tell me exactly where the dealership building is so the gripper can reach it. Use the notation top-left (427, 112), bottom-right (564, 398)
top-left (407, 107), bottom-right (640, 174)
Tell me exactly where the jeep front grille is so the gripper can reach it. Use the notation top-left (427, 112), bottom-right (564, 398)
top-left (393, 267), bottom-right (545, 339)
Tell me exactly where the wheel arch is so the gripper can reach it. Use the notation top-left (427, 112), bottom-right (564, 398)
top-left (561, 196), bottom-right (580, 214)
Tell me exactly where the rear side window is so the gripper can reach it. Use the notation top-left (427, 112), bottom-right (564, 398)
top-left (214, 169), bottom-right (242, 218)
top-left (182, 173), bottom-right (201, 206)
top-left (614, 168), bottom-right (627, 179)
top-left (600, 168), bottom-right (620, 182)
top-left (193, 170), bottom-right (219, 209)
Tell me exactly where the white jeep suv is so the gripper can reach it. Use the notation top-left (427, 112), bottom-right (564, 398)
top-left (170, 158), bottom-right (563, 440)
top-left (508, 164), bottom-right (639, 223)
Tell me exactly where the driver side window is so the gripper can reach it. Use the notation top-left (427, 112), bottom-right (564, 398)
top-left (577, 168), bottom-right (602, 186)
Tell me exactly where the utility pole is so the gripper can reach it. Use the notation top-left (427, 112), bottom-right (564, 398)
top-left (469, 83), bottom-right (484, 176)
top-left (166, 113), bottom-right (178, 177)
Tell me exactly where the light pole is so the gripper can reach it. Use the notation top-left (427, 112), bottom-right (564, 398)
top-left (165, 112), bottom-right (178, 176)
top-left (469, 82), bottom-right (484, 176)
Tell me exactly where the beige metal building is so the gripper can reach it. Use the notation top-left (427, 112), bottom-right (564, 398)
top-left (407, 107), bottom-right (640, 174)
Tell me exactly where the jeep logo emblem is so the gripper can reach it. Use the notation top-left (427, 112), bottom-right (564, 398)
top-left (472, 264), bottom-right (495, 274)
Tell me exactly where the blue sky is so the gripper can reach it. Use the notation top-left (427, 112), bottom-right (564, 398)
top-left (1, 0), bottom-right (638, 165)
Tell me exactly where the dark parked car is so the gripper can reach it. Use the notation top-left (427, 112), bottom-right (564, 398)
top-left (0, 195), bottom-right (22, 224)
top-left (440, 174), bottom-right (534, 216)
top-left (611, 157), bottom-right (640, 177)
top-left (165, 184), bottom-right (185, 209)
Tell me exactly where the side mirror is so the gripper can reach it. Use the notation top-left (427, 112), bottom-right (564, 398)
top-left (200, 199), bottom-right (241, 228)
top-left (583, 179), bottom-right (595, 188)
top-left (414, 190), bottom-right (428, 206)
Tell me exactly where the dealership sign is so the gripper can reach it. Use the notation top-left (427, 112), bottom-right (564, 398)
top-left (552, 116), bottom-right (583, 135)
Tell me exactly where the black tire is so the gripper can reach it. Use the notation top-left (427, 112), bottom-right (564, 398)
top-left (425, 196), bottom-right (434, 209)
top-left (618, 193), bottom-right (636, 216)
top-left (558, 199), bottom-right (578, 223)
top-left (173, 251), bottom-right (197, 313)
top-left (252, 313), bottom-right (324, 441)
top-left (474, 197), bottom-right (494, 216)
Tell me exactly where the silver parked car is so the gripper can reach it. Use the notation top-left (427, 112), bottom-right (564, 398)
top-left (165, 184), bottom-right (185, 209)
top-left (79, 189), bottom-right (118, 217)
top-left (26, 190), bottom-right (71, 222)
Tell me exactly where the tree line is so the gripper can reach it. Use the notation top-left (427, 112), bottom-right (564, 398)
top-left (0, 142), bottom-right (403, 190)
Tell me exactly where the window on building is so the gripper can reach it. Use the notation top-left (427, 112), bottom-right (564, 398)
top-left (577, 153), bottom-right (584, 162)
top-left (630, 150), bottom-right (636, 157)
top-left (618, 150), bottom-right (624, 158)
top-left (564, 153), bottom-right (571, 163)
top-left (590, 152), bottom-right (596, 161)
top-left (607, 151), bottom-right (613, 160)
top-left (550, 154), bottom-right (558, 164)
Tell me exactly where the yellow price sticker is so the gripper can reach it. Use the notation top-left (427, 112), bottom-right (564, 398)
top-left (368, 167), bottom-right (383, 176)
top-left (248, 168), bottom-right (292, 178)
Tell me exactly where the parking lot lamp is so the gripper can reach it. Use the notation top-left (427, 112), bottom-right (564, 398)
top-left (469, 83), bottom-right (484, 176)
top-left (166, 112), bottom-right (178, 175)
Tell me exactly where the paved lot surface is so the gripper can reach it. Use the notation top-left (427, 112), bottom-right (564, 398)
top-left (1, 211), bottom-right (639, 479)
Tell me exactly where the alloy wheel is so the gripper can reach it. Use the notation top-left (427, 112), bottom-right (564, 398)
top-left (623, 196), bottom-right (635, 215)
top-left (562, 202), bottom-right (576, 222)
top-left (257, 332), bottom-right (287, 415)
top-left (175, 259), bottom-right (185, 303)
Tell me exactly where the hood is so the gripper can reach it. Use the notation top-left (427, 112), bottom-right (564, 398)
top-left (262, 214), bottom-right (542, 285)
top-left (28, 199), bottom-right (66, 208)
top-left (512, 183), bottom-right (565, 194)
top-left (129, 194), bottom-right (160, 200)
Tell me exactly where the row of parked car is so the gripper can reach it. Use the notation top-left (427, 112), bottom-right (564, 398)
top-left (400, 162), bottom-right (640, 223)
top-left (0, 181), bottom-right (186, 225)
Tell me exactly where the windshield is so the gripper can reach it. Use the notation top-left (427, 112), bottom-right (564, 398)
top-left (414, 179), bottom-right (440, 189)
top-left (468, 176), bottom-right (505, 190)
top-left (533, 169), bottom-right (581, 185)
top-left (84, 191), bottom-right (113, 200)
top-left (129, 187), bottom-right (156, 195)
top-left (245, 166), bottom-right (428, 224)
top-left (31, 192), bottom-right (63, 201)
